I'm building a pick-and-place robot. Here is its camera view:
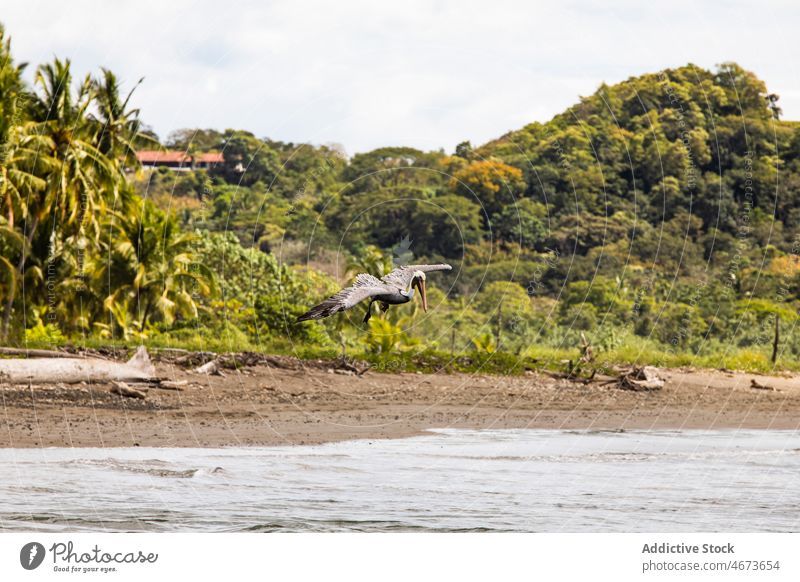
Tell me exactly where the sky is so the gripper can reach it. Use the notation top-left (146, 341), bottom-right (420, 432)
top-left (2, 0), bottom-right (798, 154)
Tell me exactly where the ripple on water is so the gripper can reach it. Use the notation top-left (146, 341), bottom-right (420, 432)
top-left (0, 429), bottom-right (799, 532)
top-left (60, 458), bottom-right (202, 478)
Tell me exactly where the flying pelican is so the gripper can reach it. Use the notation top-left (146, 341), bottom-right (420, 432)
top-left (297, 264), bottom-right (452, 323)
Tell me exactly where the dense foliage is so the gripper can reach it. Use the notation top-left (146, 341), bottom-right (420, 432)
top-left (2, 19), bottom-right (799, 371)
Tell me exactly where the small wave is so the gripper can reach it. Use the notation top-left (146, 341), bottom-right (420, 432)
top-left (3, 485), bottom-right (60, 494)
top-left (62, 458), bottom-right (200, 478)
top-left (418, 447), bottom-right (799, 464)
top-left (0, 513), bottom-right (169, 532)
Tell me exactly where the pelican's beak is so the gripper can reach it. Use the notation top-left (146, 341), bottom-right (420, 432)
top-left (415, 278), bottom-right (428, 312)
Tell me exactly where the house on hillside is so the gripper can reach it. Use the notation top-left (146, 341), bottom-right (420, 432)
top-left (135, 150), bottom-right (224, 171)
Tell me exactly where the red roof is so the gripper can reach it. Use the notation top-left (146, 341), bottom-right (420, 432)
top-left (137, 150), bottom-right (189, 164)
top-left (136, 151), bottom-right (224, 164)
top-left (195, 152), bottom-right (224, 163)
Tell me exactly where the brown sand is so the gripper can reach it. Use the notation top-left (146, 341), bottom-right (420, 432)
top-left (1, 362), bottom-right (799, 448)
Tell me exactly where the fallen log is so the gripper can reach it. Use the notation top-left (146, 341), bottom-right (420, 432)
top-left (156, 380), bottom-right (187, 391)
top-left (750, 378), bottom-right (776, 391)
top-left (259, 355), bottom-right (300, 370)
top-left (194, 359), bottom-right (221, 375)
top-left (174, 351), bottom-right (217, 366)
top-left (0, 346), bottom-right (157, 385)
top-left (543, 369), bottom-right (597, 384)
top-left (0, 347), bottom-right (74, 358)
top-left (611, 366), bottom-right (665, 391)
top-left (110, 381), bottom-right (147, 399)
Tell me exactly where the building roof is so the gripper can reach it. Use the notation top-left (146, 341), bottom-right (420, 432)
top-left (195, 152), bottom-right (225, 163)
top-left (137, 150), bottom-right (189, 164)
top-left (136, 150), bottom-right (224, 164)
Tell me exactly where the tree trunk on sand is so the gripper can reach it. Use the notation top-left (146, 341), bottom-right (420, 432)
top-left (0, 347), bottom-right (79, 358)
top-left (0, 346), bottom-right (157, 385)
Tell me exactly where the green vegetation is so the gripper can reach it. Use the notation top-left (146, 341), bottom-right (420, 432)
top-left (2, 20), bottom-right (800, 374)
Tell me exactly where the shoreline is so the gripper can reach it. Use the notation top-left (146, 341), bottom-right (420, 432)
top-left (2, 362), bottom-right (799, 448)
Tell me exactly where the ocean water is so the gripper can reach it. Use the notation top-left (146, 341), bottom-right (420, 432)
top-left (1, 429), bottom-right (798, 532)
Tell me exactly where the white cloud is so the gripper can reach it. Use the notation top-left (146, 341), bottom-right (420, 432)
top-left (2, 0), bottom-right (798, 153)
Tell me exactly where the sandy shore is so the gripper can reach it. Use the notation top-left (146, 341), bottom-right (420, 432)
top-left (1, 359), bottom-right (799, 448)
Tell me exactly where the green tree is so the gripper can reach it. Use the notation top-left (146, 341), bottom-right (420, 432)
top-left (90, 68), bottom-right (157, 174)
top-left (218, 130), bottom-right (280, 187)
top-left (493, 198), bottom-right (547, 249)
top-left (101, 201), bottom-right (213, 334)
top-left (2, 57), bottom-right (120, 335)
top-left (410, 194), bottom-right (483, 257)
top-left (450, 159), bottom-right (525, 219)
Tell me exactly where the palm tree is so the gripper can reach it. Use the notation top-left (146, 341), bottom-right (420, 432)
top-left (90, 68), bottom-right (157, 174)
top-left (0, 222), bottom-right (23, 301)
top-left (0, 29), bottom-right (155, 340)
top-left (32, 59), bottom-right (116, 239)
top-left (0, 27), bottom-right (53, 338)
top-left (0, 127), bottom-right (50, 337)
top-left (102, 201), bottom-right (214, 335)
top-left (0, 24), bottom-right (31, 230)
top-left (1, 58), bottom-right (123, 337)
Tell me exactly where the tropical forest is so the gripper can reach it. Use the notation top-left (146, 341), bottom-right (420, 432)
top-left (1, 23), bottom-right (799, 374)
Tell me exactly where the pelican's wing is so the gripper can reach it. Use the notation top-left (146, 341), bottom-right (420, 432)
top-left (297, 274), bottom-right (390, 321)
top-left (381, 264), bottom-right (452, 289)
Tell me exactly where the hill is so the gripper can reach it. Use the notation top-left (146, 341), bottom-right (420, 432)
top-left (0, 19), bottom-right (797, 373)
top-left (134, 63), bottom-right (800, 368)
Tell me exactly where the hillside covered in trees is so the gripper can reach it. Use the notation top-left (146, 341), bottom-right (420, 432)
top-left (2, 20), bottom-right (799, 372)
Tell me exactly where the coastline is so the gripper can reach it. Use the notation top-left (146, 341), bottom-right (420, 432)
top-left (1, 362), bottom-right (799, 448)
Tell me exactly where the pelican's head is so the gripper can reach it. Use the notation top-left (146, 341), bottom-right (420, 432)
top-left (411, 270), bottom-right (428, 312)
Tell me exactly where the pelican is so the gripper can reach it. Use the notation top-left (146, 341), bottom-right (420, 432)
top-left (297, 264), bottom-right (452, 323)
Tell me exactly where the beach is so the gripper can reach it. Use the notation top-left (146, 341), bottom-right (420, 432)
top-left (1, 359), bottom-right (798, 448)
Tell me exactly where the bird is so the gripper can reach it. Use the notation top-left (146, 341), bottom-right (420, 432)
top-left (297, 264), bottom-right (452, 324)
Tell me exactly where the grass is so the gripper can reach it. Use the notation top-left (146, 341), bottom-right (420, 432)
top-left (14, 338), bottom-right (800, 375)
top-left (13, 329), bottom-right (799, 376)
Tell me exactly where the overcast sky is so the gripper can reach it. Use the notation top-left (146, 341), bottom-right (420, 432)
top-left (2, 1), bottom-right (798, 154)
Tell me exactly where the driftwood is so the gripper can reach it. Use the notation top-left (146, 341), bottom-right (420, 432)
top-left (174, 351), bottom-right (216, 366)
top-left (193, 359), bottom-right (222, 375)
top-left (157, 380), bottom-right (187, 391)
top-left (110, 381), bottom-right (147, 399)
top-left (0, 346), bottom-right (157, 385)
top-left (0, 347), bottom-right (75, 358)
top-left (261, 355), bottom-right (301, 370)
top-left (188, 352), bottom-right (370, 376)
top-left (750, 378), bottom-right (776, 391)
top-left (545, 368), bottom-right (597, 384)
top-left (611, 366), bottom-right (665, 391)
top-left (154, 348), bottom-right (190, 355)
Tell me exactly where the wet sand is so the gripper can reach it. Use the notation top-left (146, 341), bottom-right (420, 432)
top-left (1, 361), bottom-right (799, 448)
